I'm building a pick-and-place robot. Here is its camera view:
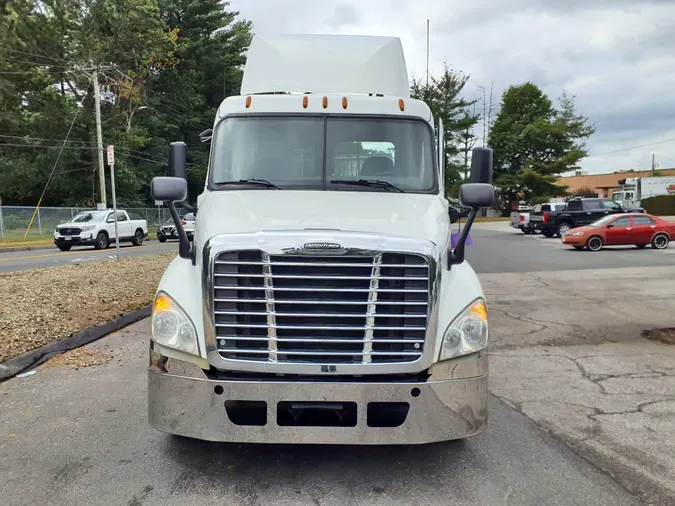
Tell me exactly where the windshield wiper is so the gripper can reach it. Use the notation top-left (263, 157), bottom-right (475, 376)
top-left (214, 179), bottom-right (281, 189)
top-left (330, 179), bottom-right (404, 193)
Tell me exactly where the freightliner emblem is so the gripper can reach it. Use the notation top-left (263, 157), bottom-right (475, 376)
top-left (302, 242), bottom-right (343, 250)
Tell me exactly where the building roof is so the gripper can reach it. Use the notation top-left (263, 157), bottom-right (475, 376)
top-left (557, 168), bottom-right (675, 194)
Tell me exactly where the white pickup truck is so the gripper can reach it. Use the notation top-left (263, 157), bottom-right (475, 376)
top-left (53, 210), bottom-right (148, 251)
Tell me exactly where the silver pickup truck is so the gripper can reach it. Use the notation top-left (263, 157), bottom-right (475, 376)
top-left (511, 202), bottom-right (566, 234)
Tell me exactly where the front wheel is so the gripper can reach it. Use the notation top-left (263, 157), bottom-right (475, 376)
top-left (132, 229), bottom-right (144, 246)
top-left (158, 237), bottom-right (166, 243)
top-left (652, 233), bottom-right (669, 250)
top-left (94, 232), bottom-right (109, 250)
top-left (587, 236), bottom-right (604, 251)
top-left (57, 245), bottom-right (72, 252)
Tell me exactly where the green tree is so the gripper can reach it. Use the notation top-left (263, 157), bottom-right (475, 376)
top-left (572, 186), bottom-right (596, 198)
top-left (411, 64), bottom-right (480, 195)
top-left (0, 0), bottom-right (252, 207)
top-left (489, 83), bottom-right (594, 214)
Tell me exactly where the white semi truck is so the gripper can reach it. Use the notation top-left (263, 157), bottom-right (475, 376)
top-left (611, 175), bottom-right (675, 210)
top-left (147, 34), bottom-right (495, 444)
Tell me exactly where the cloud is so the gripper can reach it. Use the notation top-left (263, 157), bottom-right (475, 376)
top-left (228, 0), bottom-right (675, 173)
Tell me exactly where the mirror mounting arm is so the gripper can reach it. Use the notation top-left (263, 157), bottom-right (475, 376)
top-left (167, 200), bottom-right (194, 262)
top-left (448, 208), bottom-right (478, 267)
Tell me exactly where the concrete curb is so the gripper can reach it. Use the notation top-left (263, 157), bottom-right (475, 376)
top-left (0, 244), bottom-right (54, 253)
top-left (0, 305), bottom-right (151, 382)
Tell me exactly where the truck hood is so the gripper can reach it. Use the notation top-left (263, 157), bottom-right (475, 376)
top-left (195, 190), bottom-right (450, 246)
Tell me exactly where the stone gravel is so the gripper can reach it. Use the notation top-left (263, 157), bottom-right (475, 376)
top-left (0, 252), bottom-right (175, 362)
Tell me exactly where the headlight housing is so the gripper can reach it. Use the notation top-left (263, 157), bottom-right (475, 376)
top-left (151, 291), bottom-right (199, 356)
top-left (80, 225), bottom-right (95, 231)
top-left (439, 298), bottom-right (488, 361)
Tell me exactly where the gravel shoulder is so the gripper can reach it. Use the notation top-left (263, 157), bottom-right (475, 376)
top-left (0, 252), bottom-right (175, 362)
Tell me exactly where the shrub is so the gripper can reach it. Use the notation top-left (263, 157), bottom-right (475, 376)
top-left (641, 195), bottom-right (675, 215)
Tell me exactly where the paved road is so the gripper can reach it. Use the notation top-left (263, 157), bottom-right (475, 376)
top-left (467, 222), bottom-right (675, 273)
top-left (0, 321), bottom-right (640, 506)
top-left (0, 240), bottom-right (176, 273)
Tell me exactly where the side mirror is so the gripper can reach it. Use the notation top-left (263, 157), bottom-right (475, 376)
top-left (151, 177), bottom-right (192, 261)
top-left (151, 177), bottom-right (187, 202)
top-left (449, 183), bottom-right (495, 267)
top-left (469, 147), bottom-right (493, 184)
top-left (459, 183), bottom-right (495, 208)
top-left (169, 141), bottom-right (187, 180)
top-left (606, 224), bottom-right (614, 229)
top-left (199, 129), bottom-right (213, 144)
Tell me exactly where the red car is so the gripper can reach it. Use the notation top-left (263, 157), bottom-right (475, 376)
top-left (561, 213), bottom-right (675, 251)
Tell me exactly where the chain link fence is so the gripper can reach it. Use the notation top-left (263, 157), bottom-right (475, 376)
top-left (0, 203), bottom-right (182, 239)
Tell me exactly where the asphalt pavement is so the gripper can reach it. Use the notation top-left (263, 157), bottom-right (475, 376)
top-left (466, 221), bottom-right (675, 273)
top-left (0, 239), bottom-right (176, 273)
top-left (0, 321), bottom-right (641, 506)
top-left (3, 221), bottom-right (674, 505)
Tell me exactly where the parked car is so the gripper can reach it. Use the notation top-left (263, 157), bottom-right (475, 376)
top-left (54, 210), bottom-right (148, 251)
top-left (510, 202), bottom-right (565, 234)
top-left (157, 212), bottom-right (195, 242)
top-left (529, 197), bottom-right (641, 238)
top-left (561, 213), bottom-right (675, 251)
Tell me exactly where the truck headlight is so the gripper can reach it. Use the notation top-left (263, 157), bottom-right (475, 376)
top-left (439, 298), bottom-right (488, 361)
top-left (151, 291), bottom-right (199, 356)
top-left (81, 225), bottom-right (95, 231)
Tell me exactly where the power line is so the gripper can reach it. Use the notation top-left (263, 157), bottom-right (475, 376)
top-left (0, 141), bottom-right (164, 163)
top-left (2, 47), bottom-right (71, 64)
top-left (588, 137), bottom-right (675, 157)
top-left (24, 82), bottom-right (91, 237)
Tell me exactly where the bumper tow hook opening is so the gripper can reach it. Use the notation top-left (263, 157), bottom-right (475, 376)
top-left (225, 400), bottom-right (267, 426)
top-left (277, 401), bottom-right (357, 427)
top-left (367, 402), bottom-right (410, 428)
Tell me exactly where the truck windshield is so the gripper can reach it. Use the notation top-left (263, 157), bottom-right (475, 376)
top-left (71, 211), bottom-right (106, 223)
top-left (210, 116), bottom-right (436, 193)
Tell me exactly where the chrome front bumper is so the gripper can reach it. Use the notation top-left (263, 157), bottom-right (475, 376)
top-left (148, 349), bottom-right (488, 445)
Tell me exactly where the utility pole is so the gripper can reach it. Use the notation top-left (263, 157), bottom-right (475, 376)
top-left (426, 19), bottom-right (430, 88)
top-left (93, 69), bottom-right (107, 210)
top-left (652, 153), bottom-right (656, 177)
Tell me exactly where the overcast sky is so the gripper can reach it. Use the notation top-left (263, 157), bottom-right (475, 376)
top-left (229, 0), bottom-right (675, 175)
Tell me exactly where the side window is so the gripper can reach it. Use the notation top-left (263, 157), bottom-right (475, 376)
top-left (633, 216), bottom-right (656, 226)
top-left (116, 211), bottom-right (127, 222)
top-left (611, 217), bottom-right (631, 227)
top-left (585, 200), bottom-right (603, 210)
top-left (602, 200), bottom-right (621, 210)
top-left (540, 205), bottom-right (551, 212)
top-left (554, 204), bottom-right (566, 211)
top-left (567, 200), bottom-right (582, 211)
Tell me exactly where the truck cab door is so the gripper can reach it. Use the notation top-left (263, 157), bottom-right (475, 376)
top-left (437, 118), bottom-right (445, 196)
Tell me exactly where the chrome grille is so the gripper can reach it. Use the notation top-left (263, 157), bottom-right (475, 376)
top-left (212, 250), bottom-right (430, 364)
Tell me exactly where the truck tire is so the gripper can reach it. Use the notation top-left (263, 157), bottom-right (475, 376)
top-left (57, 245), bottom-right (72, 252)
top-left (556, 222), bottom-right (572, 238)
top-left (132, 229), bottom-right (144, 246)
top-left (158, 237), bottom-right (166, 243)
top-left (651, 233), bottom-right (669, 250)
top-left (542, 229), bottom-right (555, 238)
top-left (95, 231), bottom-right (109, 250)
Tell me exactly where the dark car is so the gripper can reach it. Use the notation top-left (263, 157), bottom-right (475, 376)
top-left (157, 213), bottom-right (195, 242)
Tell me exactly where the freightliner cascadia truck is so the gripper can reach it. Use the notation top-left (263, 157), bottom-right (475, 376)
top-left (148, 34), bottom-right (495, 444)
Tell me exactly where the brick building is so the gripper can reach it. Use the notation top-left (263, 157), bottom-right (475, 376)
top-left (557, 168), bottom-right (675, 198)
